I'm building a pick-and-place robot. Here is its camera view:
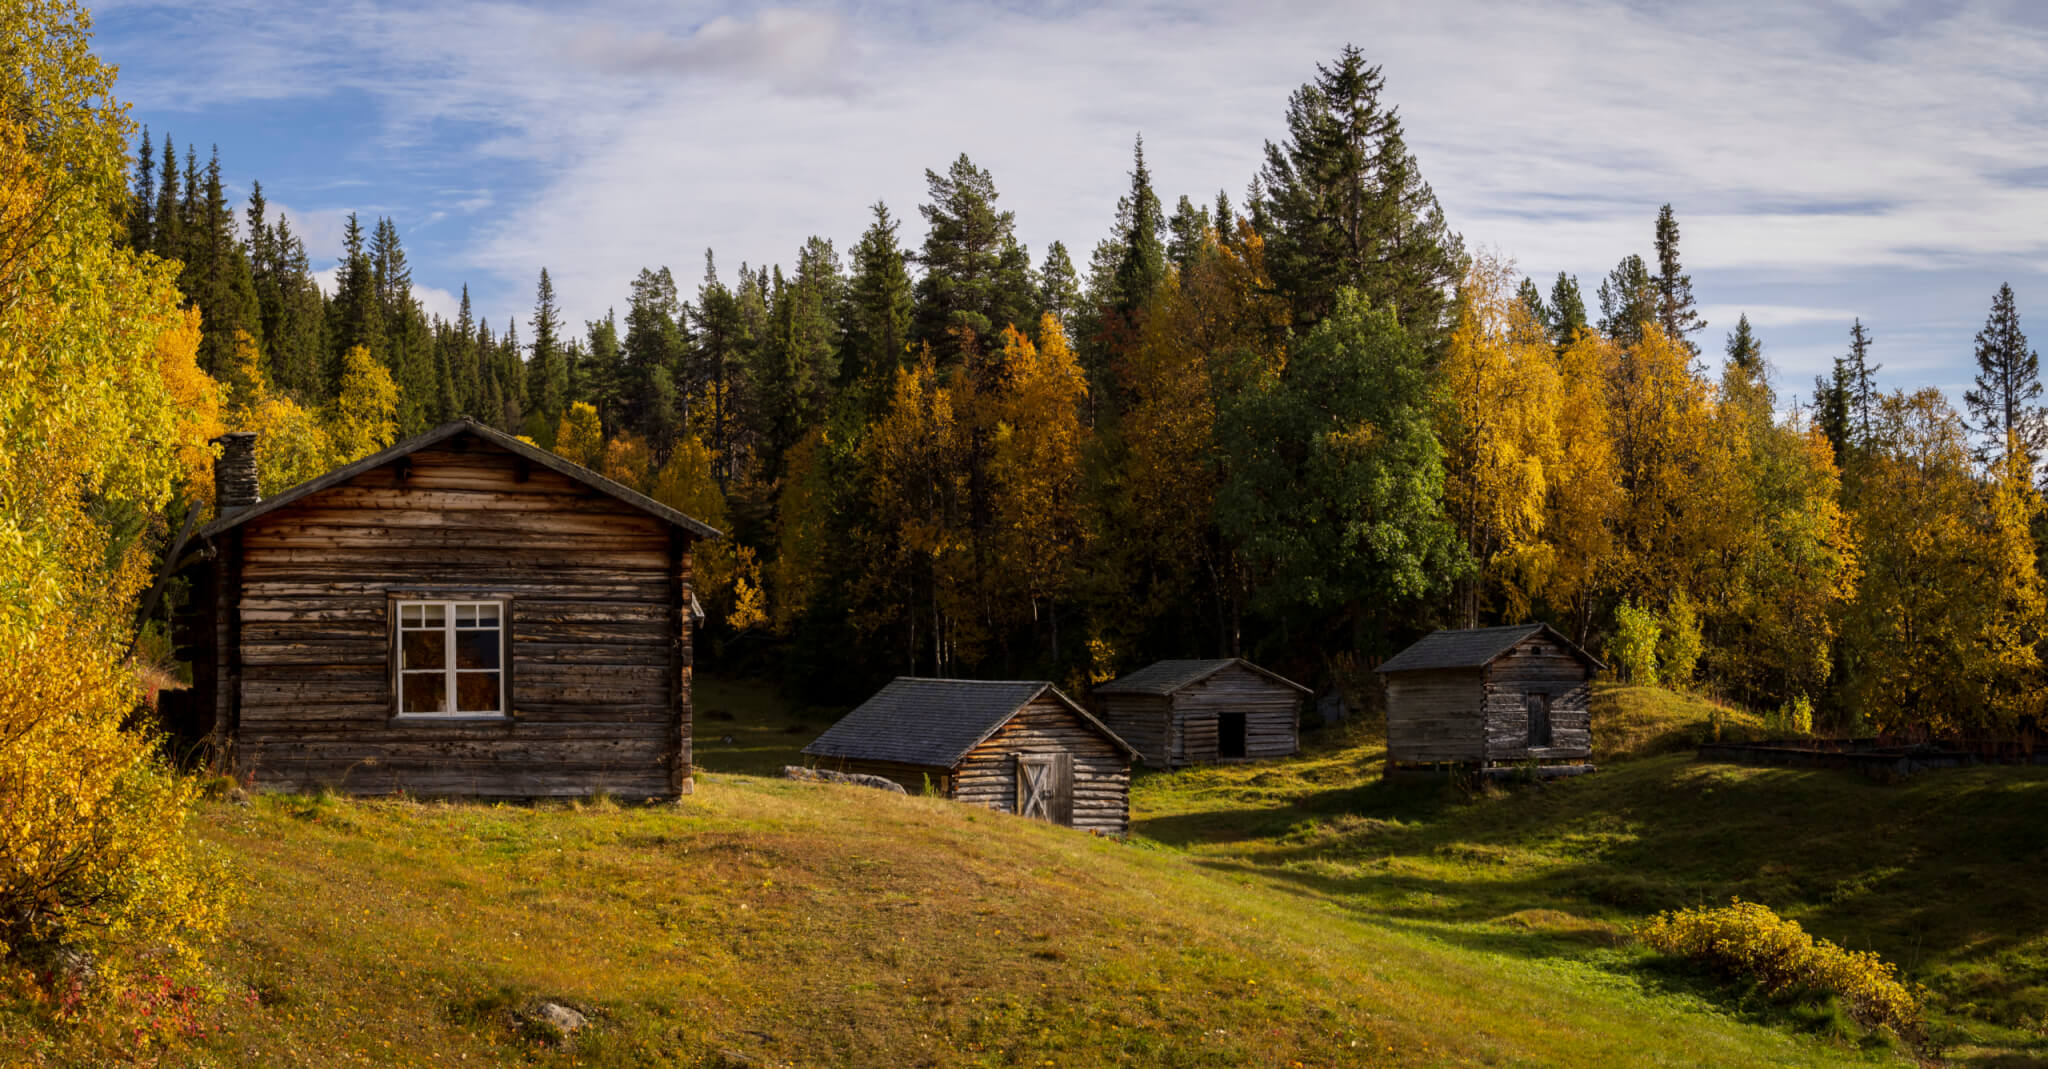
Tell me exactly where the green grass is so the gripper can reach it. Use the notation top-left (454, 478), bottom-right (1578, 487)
top-left (12, 677), bottom-right (2028, 1066)
top-left (690, 674), bottom-right (840, 777)
top-left (1132, 685), bottom-right (2048, 1064)
top-left (109, 774), bottom-right (1887, 1068)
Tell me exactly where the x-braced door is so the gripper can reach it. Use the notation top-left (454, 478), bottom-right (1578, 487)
top-left (1014, 752), bottom-right (1072, 824)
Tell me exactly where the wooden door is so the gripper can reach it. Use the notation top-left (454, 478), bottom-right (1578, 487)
top-left (1525, 692), bottom-right (1552, 749)
top-left (1014, 753), bottom-right (1073, 825)
top-left (1218, 712), bottom-right (1247, 759)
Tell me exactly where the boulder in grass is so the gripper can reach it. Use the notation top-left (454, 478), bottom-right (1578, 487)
top-left (780, 765), bottom-right (908, 794)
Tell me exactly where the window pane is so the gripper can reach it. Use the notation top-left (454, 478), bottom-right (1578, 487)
top-left (401, 672), bottom-right (446, 713)
top-left (401, 604), bottom-right (421, 626)
top-left (477, 603), bottom-right (500, 625)
top-left (456, 628), bottom-right (499, 669)
top-left (420, 603), bottom-right (445, 627)
top-left (456, 671), bottom-right (500, 713)
top-left (402, 630), bottom-right (444, 670)
top-left (457, 604), bottom-right (476, 627)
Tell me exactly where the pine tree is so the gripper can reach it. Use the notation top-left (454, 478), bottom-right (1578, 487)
top-left (912, 154), bottom-right (1019, 363)
top-left (1726, 313), bottom-right (1762, 374)
top-left (692, 251), bottom-right (747, 486)
top-left (1258, 45), bottom-right (1465, 339)
top-left (622, 266), bottom-right (685, 441)
top-left (1964, 284), bottom-right (2045, 470)
top-left (1651, 204), bottom-right (1705, 353)
top-left (1548, 272), bottom-right (1588, 349)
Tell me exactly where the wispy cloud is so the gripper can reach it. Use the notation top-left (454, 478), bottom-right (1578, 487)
top-left (96, 0), bottom-right (2048, 394)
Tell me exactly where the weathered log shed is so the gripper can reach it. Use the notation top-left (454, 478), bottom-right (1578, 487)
top-left (1093, 659), bottom-right (1308, 769)
top-left (171, 419), bottom-right (719, 799)
top-left (801, 679), bottom-right (1139, 835)
top-left (1376, 623), bottom-right (1603, 771)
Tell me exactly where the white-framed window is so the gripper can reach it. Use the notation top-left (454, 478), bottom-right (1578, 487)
top-left (396, 600), bottom-right (505, 717)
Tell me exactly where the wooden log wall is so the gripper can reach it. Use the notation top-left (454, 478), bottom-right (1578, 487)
top-left (1384, 669), bottom-right (1487, 764)
top-left (1095, 694), bottom-right (1172, 768)
top-left (1481, 636), bottom-right (1593, 762)
top-left (952, 696), bottom-right (1130, 835)
top-left (1172, 664), bottom-right (1301, 762)
top-left (229, 439), bottom-right (689, 798)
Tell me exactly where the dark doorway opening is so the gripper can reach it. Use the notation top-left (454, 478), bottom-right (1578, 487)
top-left (1219, 712), bottom-right (1247, 759)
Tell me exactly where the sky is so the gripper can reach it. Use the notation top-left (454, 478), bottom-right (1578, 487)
top-left (91, 0), bottom-right (2048, 406)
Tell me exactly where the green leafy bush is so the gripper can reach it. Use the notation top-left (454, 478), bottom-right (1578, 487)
top-left (1611, 600), bottom-right (1661, 684)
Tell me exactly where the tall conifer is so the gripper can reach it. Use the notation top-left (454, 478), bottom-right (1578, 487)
top-left (1964, 283), bottom-right (2045, 469)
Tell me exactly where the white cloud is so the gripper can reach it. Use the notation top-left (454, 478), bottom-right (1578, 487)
top-left (101, 0), bottom-right (2048, 390)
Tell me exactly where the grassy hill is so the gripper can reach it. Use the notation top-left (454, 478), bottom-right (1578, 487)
top-left (11, 679), bottom-right (2038, 1066)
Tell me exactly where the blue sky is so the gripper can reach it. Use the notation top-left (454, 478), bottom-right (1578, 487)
top-left (91, 0), bottom-right (2048, 407)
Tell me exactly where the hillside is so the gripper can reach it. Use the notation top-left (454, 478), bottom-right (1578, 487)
top-left (1133, 684), bottom-right (2048, 1063)
top-left (112, 773), bottom-right (1886, 1068)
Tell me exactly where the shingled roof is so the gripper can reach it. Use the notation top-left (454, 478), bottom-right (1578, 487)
top-left (803, 678), bottom-right (1139, 769)
top-left (197, 418), bottom-right (722, 541)
top-left (1376, 623), bottom-right (1604, 674)
top-left (1095, 658), bottom-right (1310, 696)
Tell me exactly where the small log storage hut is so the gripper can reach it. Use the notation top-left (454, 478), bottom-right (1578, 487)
top-left (1376, 623), bottom-right (1603, 771)
top-left (801, 679), bottom-right (1140, 834)
top-left (1093, 659), bottom-right (1309, 769)
top-left (169, 419), bottom-right (719, 798)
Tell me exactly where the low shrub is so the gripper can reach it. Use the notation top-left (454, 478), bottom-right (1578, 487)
top-left (1638, 899), bottom-right (1925, 1046)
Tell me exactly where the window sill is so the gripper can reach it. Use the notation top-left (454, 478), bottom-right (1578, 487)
top-left (389, 713), bottom-right (512, 724)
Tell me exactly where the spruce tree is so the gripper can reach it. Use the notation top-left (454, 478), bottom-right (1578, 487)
top-left (1845, 318), bottom-right (1881, 444)
top-left (1165, 194), bottom-right (1209, 277)
top-left (1110, 135), bottom-right (1166, 317)
top-left (1548, 272), bottom-right (1588, 349)
top-left (1963, 283), bottom-right (2045, 469)
top-left (128, 128), bottom-right (154, 250)
top-left (1596, 255), bottom-right (1656, 347)
top-left (1516, 277), bottom-right (1548, 332)
top-left (185, 147), bottom-right (263, 378)
top-left (1212, 189), bottom-right (1235, 243)
top-left (623, 266), bottom-right (685, 441)
top-left (842, 203), bottom-right (914, 404)
top-left (1813, 359), bottom-right (1853, 462)
top-left (1257, 45), bottom-right (1465, 339)
top-left (152, 133), bottom-right (180, 261)
top-left (1651, 204), bottom-right (1705, 353)
top-left (1036, 241), bottom-right (1081, 338)
top-left (1725, 313), bottom-right (1762, 374)
top-left (329, 213), bottom-right (385, 391)
top-left (527, 267), bottom-right (566, 437)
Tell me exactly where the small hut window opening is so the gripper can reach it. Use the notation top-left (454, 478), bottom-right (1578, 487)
top-left (397, 600), bottom-right (505, 716)
top-left (1525, 692), bottom-right (1552, 749)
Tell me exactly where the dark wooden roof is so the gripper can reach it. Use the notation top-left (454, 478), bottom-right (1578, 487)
top-left (196, 418), bottom-right (722, 541)
top-left (1094, 658), bottom-right (1310, 696)
top-left (802, 678), bottom-right (1140, 769)
top-left (1376, 623), bottom-right (1604, 674)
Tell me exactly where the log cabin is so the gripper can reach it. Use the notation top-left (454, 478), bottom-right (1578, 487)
top-left (1376, 623), bottom-right (1603, 773)
top-left (170, 419), bottom-right (719, 799)
top-left (1093, 659), bottom-right (1309, 769)
top-left (801, 679), bottom-right (1139, 835)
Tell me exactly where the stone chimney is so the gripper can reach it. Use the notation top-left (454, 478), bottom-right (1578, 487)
top-left (213, 432), bottom-right (260, 515)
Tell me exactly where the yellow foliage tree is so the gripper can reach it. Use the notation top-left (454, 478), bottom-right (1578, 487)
top-left (1521, 331), bottom-right (1623, 640)
top-left (601, 432), bottom-right (653, 492)
top-left (0, 0), bottom-right (226, 988)
top-left (858, 347), bottom-right (967, 673)
top-left (152, 306), bottom-right (222, 508)
top-left (650, 434), bottom-right (734, 619)
top-left (1438, 252), bottom-right (1561, 624)
top-left (328, 344), bottom-right (398, 463)
top-left (552, 401), bottom-right (605, 471)
top-left (986, 317), bottom-right (1091, 655)
top-left (771, 428), bottom-right (832, 635)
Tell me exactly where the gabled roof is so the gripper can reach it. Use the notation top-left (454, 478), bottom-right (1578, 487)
top-left (802, 678), bottom-right (1140, 769)
top-left (1094, 657), bottom-right (1310, 697)
top-left (197, 418), bottom-right (721, 541)
top-left (1376, 623), bottom-right (1604, 674)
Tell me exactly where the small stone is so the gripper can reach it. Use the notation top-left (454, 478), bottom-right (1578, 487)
top-left (531, 1001), bottom-right (586, 1039)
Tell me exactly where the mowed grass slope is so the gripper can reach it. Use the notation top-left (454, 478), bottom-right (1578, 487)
top-left (1133, 684), bottom-right (2048, 1063)
top-left (123, 744), bottom-right (1894, 1068)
